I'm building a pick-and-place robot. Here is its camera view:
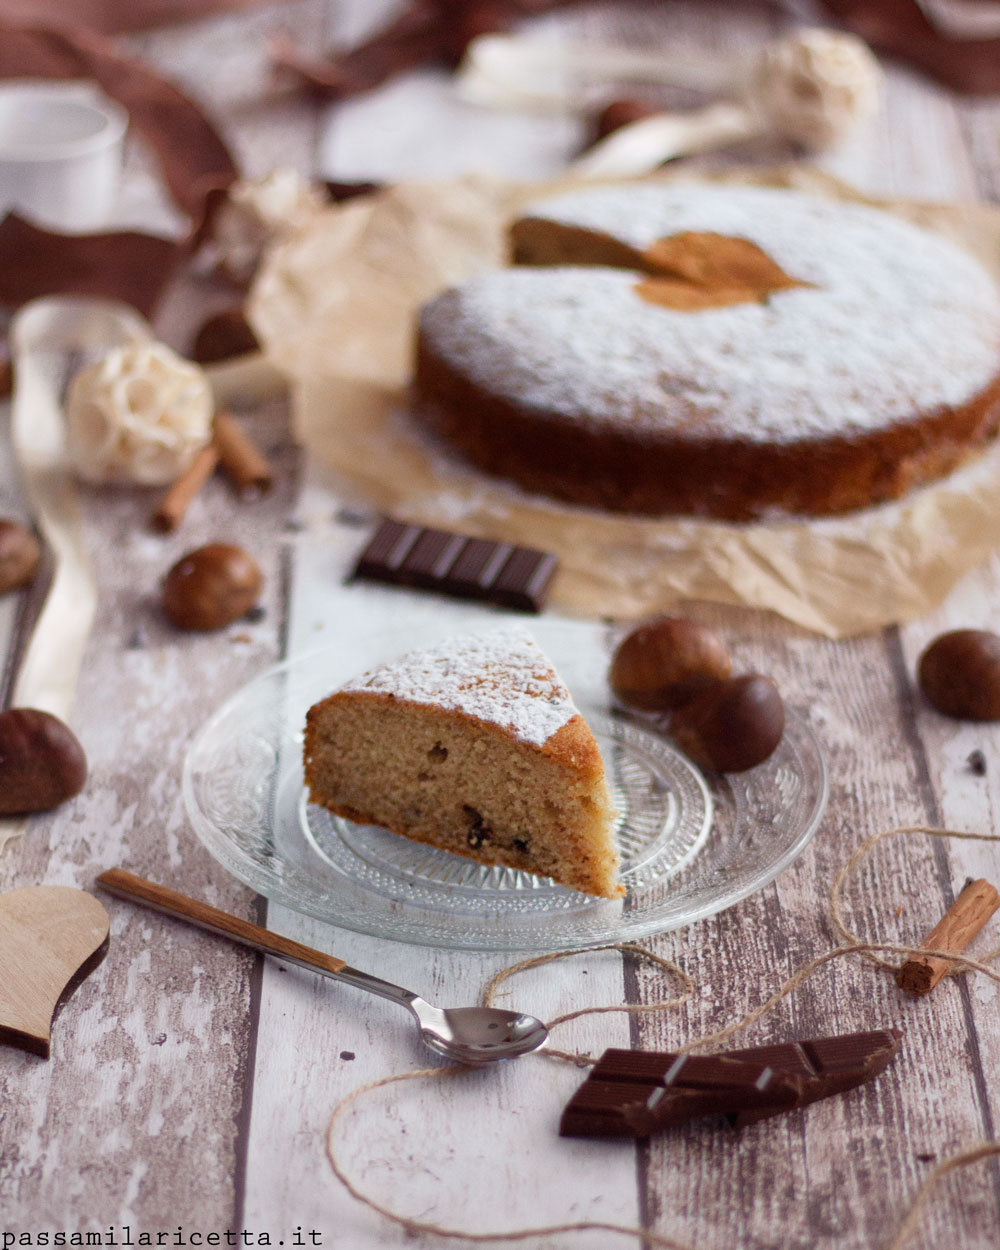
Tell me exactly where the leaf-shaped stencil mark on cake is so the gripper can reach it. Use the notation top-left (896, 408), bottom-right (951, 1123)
top-left (636, 231), bottom-right (813, 310)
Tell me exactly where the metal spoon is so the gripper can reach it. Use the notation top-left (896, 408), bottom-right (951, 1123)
top-left (96, 869), bottom-right (549, 1065)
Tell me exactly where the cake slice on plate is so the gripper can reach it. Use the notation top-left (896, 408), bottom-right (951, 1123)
top-left (303, 625), bottom-right (623, 899)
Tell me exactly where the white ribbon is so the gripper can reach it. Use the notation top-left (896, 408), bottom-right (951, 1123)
top-left (459, 28), bottom-right (883, 181)
top-left (916, 0), bottom-right (1000, 39)
top-left (457, 33), bottom-right (732, 111)
top-left (1, 298), bottom-right (149, 851)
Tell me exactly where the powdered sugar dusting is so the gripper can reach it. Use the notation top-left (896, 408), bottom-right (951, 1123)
top-left (420, 185), bottom-right (1000, 443)
top-left (340, 625), bottom-right (577, 746)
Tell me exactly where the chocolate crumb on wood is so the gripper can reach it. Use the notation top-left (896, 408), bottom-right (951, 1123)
top-left (967, 748), bottom-right (987, 776)
top-left (897, 877), bottom-right (1000, 995)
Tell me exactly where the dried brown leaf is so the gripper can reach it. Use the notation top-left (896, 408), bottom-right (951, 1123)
top-left (637, 231), bottom-right (811, 311)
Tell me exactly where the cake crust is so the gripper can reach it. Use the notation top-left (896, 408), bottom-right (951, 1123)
top-left (415, 330), bottom-right (1000, 519)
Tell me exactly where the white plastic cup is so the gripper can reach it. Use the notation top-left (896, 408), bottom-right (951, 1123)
top-left (0, 82), bottom-right (128, 233)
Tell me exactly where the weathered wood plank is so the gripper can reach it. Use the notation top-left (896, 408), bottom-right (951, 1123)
top-left (630, 607), bottom-right (997, 1250)
top-left (238, 493), bottom-right (642, 1245)
top-left (283, 4), bottom-right (1000, 1248)
top-left (2, 0), bottom-right (319, 1219)
top-left (881, 47), bottom-right (1000, 1250)
top-left (4, 0), bottom-right (1000, 1244)
top-left (0, 393), bottom-right (299, 1224)
top-left (626, 23), bottom-right (1000, 1247)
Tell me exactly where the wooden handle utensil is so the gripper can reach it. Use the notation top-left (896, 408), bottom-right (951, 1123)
top-left (96, 868), bottom-right (346, 976)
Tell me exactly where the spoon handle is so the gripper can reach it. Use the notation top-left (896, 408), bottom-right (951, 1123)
top-left (96, 867), bottom-right (348, 977)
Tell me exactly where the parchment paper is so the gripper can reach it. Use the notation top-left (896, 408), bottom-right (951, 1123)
top-left (248, 166), bottom-right (1000, 638)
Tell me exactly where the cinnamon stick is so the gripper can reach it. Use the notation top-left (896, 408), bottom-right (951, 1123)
top-left (150, 443), bottom-right (220, 532)
top-left (897, 877), bottom-right (1000, 995)
top-left (212, 411), bottom-right (273, 498)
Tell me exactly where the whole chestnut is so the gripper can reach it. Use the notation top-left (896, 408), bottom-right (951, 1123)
top-left (610, 617), bottom-right (732, 712)
top-left (918, 629), bottom-right (1000, 720)
top-left (191, 307), bottom-right (260, 365)
top-left (592, 98), bottom-right (657, 144)
top-left (670, 674), bottom-right (785, 773)
top-left (0, 708), bottom-right (87, 815)
top-left (0, 519), bottom-right (41, 595)
top-left (162, 543), bottom-right (262, 631)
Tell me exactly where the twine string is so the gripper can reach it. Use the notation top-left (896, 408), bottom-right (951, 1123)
top-left (325, 825), bottom-right (1000, 1249)
top-left (830, 823), bottom-right (1000, 971)
top-left (482, 941), bottom-right (695, 1063)
top-left (884, 1141), bottom-right (1000, 1250)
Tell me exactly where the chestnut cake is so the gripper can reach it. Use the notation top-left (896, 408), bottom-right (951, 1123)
top-left (413, 185), bottom-right (1000, 521)
top-left (303, 626), bottom-right (623, 899)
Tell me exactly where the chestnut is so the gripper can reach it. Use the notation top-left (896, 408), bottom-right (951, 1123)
top-left (162, 543), bottom-right (262, 631)
top-left (609, 617), bottom-right (732, 712)
top-left (592, 98), bottom-right (657, 144)
top-left (0, 518), bottom-right (41, 595)
top-left (670, 674), bottom-right (785, 773)
top-left (918, 629), bottom-right (1000, 720)
top-left (191, 308), bottom-right (260, 365)
top-left (0, 708), bottom-right (87, 815)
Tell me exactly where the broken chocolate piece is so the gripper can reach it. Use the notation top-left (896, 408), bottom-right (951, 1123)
top-left (560, 1030), bottom-right (902, 1138)
top-left (463, 805), bottom-right (492, 849)
top-left (351, 518), bottom-right (558, 613)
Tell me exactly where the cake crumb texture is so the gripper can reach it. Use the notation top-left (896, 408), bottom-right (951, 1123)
top-left (303, 627), bottom-right (623, 899)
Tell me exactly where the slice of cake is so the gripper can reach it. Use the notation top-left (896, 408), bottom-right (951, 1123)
top-left (303, 626), bottom-right (623, 898)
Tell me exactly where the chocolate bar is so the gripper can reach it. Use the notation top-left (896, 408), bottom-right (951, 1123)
top-left (351, 518), bottom-right (559, 613)
top-left (559, 1030), bottom-right (902, 1138)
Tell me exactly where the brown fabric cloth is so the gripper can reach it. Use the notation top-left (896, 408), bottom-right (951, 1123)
top-left (1, 0), bottom-right (996, 94)
top-left (274, 0), bottom-right (1000, 100)
top-left (0, 21), bottom-right (239, 313)
top-left (0, 0), bottom-right (276, 36)
top-left (0, 23), bottom-right (238, 221)
top-left (822, 0), bottom-right (1000, 94)
top-left (0, 215), bottom-right (181, 317)
top-left (272, 0), bottom-right (583, 100)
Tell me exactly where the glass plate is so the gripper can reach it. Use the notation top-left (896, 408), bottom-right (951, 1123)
top-left (183, 622), bottom-right (827, 950)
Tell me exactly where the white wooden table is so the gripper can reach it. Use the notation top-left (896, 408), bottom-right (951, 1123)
top-left (2, 3), bottom-right (1000, 1247)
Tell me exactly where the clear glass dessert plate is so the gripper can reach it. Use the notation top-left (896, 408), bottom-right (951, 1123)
top-left (183, 622), bottom-right (828, 951)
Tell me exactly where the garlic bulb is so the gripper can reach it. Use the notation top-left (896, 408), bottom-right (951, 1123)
top-left (749, 29), bottom-right (881, 151)
top-left (66, 341), bottom-right (213, 485)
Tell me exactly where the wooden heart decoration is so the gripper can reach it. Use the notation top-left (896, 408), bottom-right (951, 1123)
top-left (0, 886), bottom-right (109, 1058)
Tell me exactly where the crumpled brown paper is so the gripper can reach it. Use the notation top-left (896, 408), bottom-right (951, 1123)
top-left (248, 167), bottom-right (1000, 638)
